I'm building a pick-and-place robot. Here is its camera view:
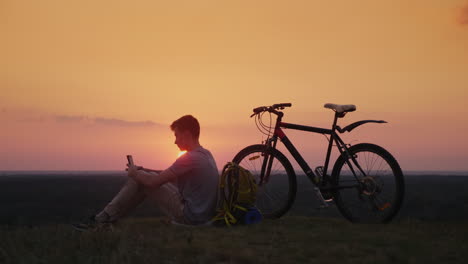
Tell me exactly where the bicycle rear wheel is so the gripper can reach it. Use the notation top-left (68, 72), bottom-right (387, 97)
top-left (232, 144), bottom-right (297, 219)
top-left (331, 143), bottom-right (404, 223)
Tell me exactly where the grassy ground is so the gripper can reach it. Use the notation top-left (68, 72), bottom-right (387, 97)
top-left (1, 216), bottom-right (467, 264)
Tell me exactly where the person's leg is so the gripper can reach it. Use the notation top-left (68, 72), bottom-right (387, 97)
top-left (147, 182), bottom-right (188, 224)
top-left (95, 178), bottom-right (146, 222)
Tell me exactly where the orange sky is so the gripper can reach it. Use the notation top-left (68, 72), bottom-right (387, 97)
top-left (1, 0), bottom-right (468, 171)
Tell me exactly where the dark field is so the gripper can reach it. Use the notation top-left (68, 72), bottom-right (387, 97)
top-left (2, 216), bottom-right (468, 264)
top-left (1, 173), bottom-right (468, 264)
top-left (0, 172), bottom-right (467, 225)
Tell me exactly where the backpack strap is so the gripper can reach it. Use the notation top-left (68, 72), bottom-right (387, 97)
top-left (211, 162), bottom-right (257, 227)
top-left (212, 162), bottom-right (238, 226)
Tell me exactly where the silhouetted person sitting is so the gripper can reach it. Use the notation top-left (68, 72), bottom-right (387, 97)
top-left (73, 115), bottom-right (219, 230)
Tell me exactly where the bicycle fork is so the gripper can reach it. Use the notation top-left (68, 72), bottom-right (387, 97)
top-left (259, 137), bottom-right (276, 186)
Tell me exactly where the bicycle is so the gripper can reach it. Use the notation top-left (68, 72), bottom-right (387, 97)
top-left (233, 103), bottom-right (404, 223)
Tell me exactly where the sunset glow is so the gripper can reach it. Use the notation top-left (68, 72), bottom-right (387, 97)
top-left (1, 0), bottom-right (468, 171)
top-left (178, 151), bottom-right (187, 158)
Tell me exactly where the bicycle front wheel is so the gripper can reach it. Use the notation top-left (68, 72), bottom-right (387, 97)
top-left (332, 143), bottom-right (405, 223)
top-left (232, 144), bottom-right (297, 219)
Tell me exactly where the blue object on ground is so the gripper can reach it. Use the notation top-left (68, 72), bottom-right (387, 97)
top-left (243, 207), bottom-right (262, 225)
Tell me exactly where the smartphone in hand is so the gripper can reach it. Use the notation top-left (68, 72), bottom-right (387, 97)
top-left (127, 155), bottom-right (134, 166)
top-left (126, 155), bottom-right (144, 170)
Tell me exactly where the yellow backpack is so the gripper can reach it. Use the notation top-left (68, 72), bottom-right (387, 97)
top-left (212, 162), bottom-right (262, 226)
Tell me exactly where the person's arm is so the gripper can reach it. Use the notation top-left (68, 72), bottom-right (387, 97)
top-left (127, 165), bottom-right (176, 188)
top-left (126, 165), bottom-right (162, 174)
top-left (128, 152), bottom-right (192, 188)
top-left (140, 167), bottom-right (163, 174)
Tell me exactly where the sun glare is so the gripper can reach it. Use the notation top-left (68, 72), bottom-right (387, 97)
top-left (178, 151), bottom-right (187, 157)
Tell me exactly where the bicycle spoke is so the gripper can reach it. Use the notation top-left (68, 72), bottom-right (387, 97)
top-left (334, 144), bottom-right (404, 223)
top-left (233, 146), bottom-right (296, 219)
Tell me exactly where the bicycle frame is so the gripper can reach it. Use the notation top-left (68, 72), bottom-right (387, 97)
top-left (260, 111), bottom-right (367, 189)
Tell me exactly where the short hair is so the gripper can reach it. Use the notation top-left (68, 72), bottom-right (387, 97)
top-left (170, 115), bottom-right (200, 139)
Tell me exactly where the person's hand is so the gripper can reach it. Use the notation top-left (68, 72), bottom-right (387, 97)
top-left (127, 164), bottom-right (139, 179)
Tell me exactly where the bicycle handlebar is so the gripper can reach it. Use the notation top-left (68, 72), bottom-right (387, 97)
top-left (250, 103), bottom-right (292, 117)
top-left (272, 103), bottom-right (292, 109)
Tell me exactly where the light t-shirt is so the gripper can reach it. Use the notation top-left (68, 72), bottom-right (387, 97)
top-left (167, 146), bottom-right (219, 224)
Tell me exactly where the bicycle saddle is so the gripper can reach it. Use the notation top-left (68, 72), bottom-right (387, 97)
top-left (324, 103), bottom-right (356, 113)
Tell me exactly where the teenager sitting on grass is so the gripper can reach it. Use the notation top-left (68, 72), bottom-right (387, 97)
top-left (73, 115), bottom-right (219, 230)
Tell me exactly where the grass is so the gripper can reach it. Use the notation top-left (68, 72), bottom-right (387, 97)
top-left (1, 216), bottom-right (467, 264)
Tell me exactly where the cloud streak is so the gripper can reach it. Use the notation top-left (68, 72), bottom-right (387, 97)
top-left (94, 117), bottom-right (160, 127)
top-left (55, 115), bottom-right (163, 127)
top-left (457, 3), bottom-right (468, 25)
top-left (3, 108), bottom-right (163, 128)
top-left (56, 115), bottom-right (87, 123)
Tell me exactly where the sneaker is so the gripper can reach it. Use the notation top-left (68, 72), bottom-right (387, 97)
top-left (321, 189), bottom-right (334, 202)
top-left (71, 215), bottom-right (114, 232)
top-left (319, 184), bottom-right (334, 202)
